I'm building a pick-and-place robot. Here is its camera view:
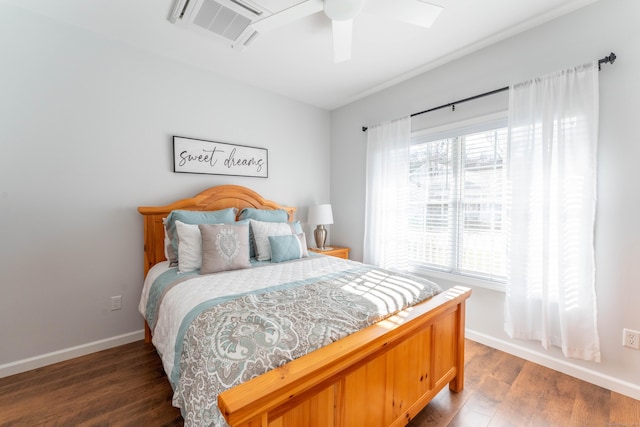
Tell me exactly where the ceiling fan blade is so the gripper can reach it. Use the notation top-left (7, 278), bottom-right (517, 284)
top-left (251, 0), bottom-right (324, 33)
top-left (331, 19), bottom-right (353, 63)
top-left (367, 0), bottom-right (443, 28)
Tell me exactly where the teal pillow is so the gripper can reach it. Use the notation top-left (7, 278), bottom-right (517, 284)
top-left (165, 208), bottom-right (238, 266)
top-left (269, 233), bottom-right (309, 263)
top-left (238, 208), bottom-right (289, 222)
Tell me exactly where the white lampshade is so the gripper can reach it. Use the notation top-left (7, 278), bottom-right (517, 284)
top-left (307, 204), bottom-right (334, 225)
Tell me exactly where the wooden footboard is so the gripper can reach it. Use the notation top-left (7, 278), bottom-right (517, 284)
top-left (218, 285), bottom-right (471, 427)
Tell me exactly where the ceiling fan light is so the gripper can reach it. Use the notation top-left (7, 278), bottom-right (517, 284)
top-left (324, 0), bottom-right (366, 21)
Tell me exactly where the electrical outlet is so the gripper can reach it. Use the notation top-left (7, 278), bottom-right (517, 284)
top-left (111, 295), bottom-right (122, 311)
top-left (622, 328), bottom-right (640, 349)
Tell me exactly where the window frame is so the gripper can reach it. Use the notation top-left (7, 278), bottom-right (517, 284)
top-left (409, 112), bottom-right (508, 291)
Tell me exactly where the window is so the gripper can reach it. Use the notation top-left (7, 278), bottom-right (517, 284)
top-left (408, 117), bottom-right (507, 283)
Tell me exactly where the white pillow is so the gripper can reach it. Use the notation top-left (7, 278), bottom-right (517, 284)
top-left (162, 217), bottom-right (170, 261)
top-left (175, 220), bottom-right (202, 272)
top-left (249, 219), bottom-right (299, 261)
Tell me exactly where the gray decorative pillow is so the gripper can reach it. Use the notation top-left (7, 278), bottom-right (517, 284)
top-left (199, 223), bottom-right (251, 274)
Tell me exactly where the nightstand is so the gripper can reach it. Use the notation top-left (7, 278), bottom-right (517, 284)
top-left (309, 246), bottom-right (350, 259)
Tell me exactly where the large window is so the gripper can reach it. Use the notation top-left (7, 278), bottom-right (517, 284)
top-left (408, 118), bottom-right (507, 283)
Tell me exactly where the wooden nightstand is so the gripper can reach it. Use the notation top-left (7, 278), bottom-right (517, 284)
top-left (309, 246), bottom-right (350, 259)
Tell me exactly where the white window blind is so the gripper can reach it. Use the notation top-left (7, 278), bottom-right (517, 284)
top-left (408, 118), bottom-right (507, 282)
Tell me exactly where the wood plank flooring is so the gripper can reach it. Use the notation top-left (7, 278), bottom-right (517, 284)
top-left (0, 341), bottom-right (182, 426)
top-left (407, 340), bottom-right (640, 427)
top-left (1, 339), bottom-right (638, 426)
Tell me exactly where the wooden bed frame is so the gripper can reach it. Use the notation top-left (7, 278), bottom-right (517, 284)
top-left (138, 185), bottom-right (471, 427)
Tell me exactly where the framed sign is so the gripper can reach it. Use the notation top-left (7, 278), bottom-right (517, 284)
top-left (173, 136), bottom-right (268, 178)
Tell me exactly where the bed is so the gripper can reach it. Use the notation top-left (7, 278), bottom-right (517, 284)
top-left (138, 185), bottom-right (471, 427)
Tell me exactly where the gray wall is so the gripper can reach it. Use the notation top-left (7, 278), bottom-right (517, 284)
top-left (330, 0), bottom-right (640, 398)
top-left (0, 4), bottom-right (330, 370)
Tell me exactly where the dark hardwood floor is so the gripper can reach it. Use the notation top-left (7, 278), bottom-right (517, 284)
top-left (408, 340), bottom-right (640, 427)
top-left (0, 341), bottom-right (182, 426)
top-left (1, 339), bottom-right (638, 426)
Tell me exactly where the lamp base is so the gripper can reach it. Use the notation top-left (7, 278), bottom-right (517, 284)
top-left (314, 225), bottom-right (328, 250)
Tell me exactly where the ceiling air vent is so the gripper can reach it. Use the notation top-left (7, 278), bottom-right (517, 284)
top-left (169, 0), bottom-right (263, 48)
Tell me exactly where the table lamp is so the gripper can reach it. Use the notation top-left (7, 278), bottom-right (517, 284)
top-left (307, 204), bottom-right (333, 250)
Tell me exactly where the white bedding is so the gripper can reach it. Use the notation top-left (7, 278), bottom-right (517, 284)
top-left (139, 255), bottom-right (355, 379)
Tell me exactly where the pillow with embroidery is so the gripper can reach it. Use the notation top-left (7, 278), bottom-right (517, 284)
top-left (199, 223), bottom-right (251, 274)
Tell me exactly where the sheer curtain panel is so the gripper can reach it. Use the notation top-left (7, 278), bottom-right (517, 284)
top-left (505, 62), bottom-right (601, 362)
top-left (364, 116), bottom-right (411, 270)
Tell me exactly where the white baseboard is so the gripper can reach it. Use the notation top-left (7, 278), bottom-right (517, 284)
top-left (3, 328), bottom-right (638, 402)
top-left (0, 330), bottom-right (145, 379)
top-left (466, 329), bottom-right (640, 401)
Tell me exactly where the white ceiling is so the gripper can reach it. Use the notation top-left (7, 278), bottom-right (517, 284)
top-left (7, 0), bottom-right (598, 110)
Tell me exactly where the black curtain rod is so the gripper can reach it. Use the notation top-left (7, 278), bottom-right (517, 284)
top-left (362, 52), bottom-right (617, 132)
top-left (598, 51), bottom-right (616, 70)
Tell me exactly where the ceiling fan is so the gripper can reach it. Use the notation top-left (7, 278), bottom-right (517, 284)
top-left (250, 0), bottom-right (443, 63)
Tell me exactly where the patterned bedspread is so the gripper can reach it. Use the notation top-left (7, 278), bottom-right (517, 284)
top-left (140, 256), bottom-right (442, 427)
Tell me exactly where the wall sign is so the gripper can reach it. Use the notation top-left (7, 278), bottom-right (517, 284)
top-left (173, 136), bottom-right (268, 178)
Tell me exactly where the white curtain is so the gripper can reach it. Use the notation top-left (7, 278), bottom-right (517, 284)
top-left (505, 62), bottom-right (601, 362)
top-left (363, 116), bottom-right (411, 270)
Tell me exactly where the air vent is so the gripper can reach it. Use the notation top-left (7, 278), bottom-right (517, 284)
top-left (169, 0), bottom-right (263, 47)
top-left (193, 0), bottom-right (252, 41)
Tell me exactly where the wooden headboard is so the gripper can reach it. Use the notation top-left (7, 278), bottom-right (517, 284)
top-left (137, 185), bottom-right (296, 276)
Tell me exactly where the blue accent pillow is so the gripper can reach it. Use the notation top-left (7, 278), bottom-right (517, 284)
top-left (165, 208), bottom-right (238, 266)
top-left (269, 233), bottom-right (309, 263)
top-left (238, 208), bottom-right (289, 222)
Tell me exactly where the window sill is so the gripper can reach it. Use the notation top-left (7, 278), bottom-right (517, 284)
top-left (407, 266), bottom-right (506, 293)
